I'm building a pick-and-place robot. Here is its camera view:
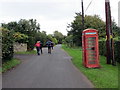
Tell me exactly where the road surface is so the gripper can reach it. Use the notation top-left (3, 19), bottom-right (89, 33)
top-left (3, 45), bottom-right (94, 88)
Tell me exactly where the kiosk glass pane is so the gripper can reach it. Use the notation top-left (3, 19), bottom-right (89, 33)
top-left (86, 37), bottom-right (96, 64)
top-left (88, 61), bottom-right (96, 64)
top-left (87, 37), bottom-right (96, 40)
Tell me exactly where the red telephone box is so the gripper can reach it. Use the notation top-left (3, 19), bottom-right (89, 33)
top-left (82, 29), bottom-right (100, 68)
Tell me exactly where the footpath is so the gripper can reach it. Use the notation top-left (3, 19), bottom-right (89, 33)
top-left (3, 45), bottom-right (94, 88)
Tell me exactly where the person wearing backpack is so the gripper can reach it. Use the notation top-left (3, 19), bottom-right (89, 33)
top-left (46, 40), bottom-right (52, 54)
top-left (40, 41), bottom-right (43, 54)
top-left (51, 42), bottom-right (54, 50)
top-left (35, 41), bottom-right (41, 55)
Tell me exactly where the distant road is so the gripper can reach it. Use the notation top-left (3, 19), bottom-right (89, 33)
top-left (3, 45), bottom-right (94, 88)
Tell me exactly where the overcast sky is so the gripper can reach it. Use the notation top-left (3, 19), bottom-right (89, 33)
top-left (0, 0), bottom-right (119, 35)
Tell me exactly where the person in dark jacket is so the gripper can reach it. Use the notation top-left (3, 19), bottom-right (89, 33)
top-left (35, 41), bottom-right (41, 55)
top-left (40, 41), bottom-right (43, 54)
top-left (46, 40), bottom-right (52, 54)
top-left (51, 42), bottom-right (54, 50)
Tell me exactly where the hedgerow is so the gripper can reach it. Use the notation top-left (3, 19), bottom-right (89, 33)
top-left (1, 28), bottom-right (14, 62)
top-left (99, 40), bottom-right (120, 63)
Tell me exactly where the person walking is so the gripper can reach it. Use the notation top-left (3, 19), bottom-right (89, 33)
top-left (46, 40), bottom-right (52, 54)
top-left (51, 42), bottom-right (54, 50)
top-left (35, 41), bottom-right (41, 55)
top-left (40, 41), bottom-right (43, 54)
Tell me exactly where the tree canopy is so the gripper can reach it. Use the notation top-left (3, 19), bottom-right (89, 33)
top-left (53, 31), bottom-right (64, 44)
top-left (67, 13), bottom-right (106, 46)
top-left (1, 19), bottom-right (66, 50)
top-left (2, 19), bottom-right (40, 50)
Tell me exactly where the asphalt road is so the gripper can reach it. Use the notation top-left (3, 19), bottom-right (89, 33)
top-left (3, 45), bottom-right (94, 88)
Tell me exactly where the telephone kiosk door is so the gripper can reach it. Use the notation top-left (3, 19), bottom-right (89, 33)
top-left (82, 29), bottom-right (100, 68)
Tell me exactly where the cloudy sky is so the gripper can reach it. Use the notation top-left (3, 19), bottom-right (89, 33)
top-left (0, 0), bottom-right (119, 35)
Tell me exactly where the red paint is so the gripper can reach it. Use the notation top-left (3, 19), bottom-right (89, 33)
top-left (82, 29), bottom-right (100, 68)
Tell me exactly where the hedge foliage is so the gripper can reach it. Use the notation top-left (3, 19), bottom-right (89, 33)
top-left (1, 28), bottom-right (14, 62)
top-left (114, 41), bottom-right (120, 63)
top-left (13, 32), bottom-right (28, 43)
top-left (99, 41), bottom-right (106, 56)
top-left (99, 40), bottom-right (120, 63)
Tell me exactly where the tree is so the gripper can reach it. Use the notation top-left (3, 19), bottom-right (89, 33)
top-left (67, 13), bottom-right (83, 46)
top-left (67, 13), bottom-right (106, 46)
top-left (2, 19), bottom-right (40, 50)
top-left (112, 20), bottom-right (120, 37)
top-left (1, 21), bottom-right (18, 32)
top-left (53, 31), bottom-right (64, 44)
top-left (52, 38), bottom-right (58, 45)
top-left (64, 35), bottom-right (73, 47)
top-left (47, 34), bottom-right (53, 41)
top-left (13, 32), bottom-right (28, 43)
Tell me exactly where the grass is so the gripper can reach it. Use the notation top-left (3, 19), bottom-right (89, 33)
top-left (15, 50), bottom-right (36, 54)
top-left (1, 50), bottom-right (36, 73)
top-left (62, 44), bottom-right (118, 88)
top-left (2, 58), bottom-right (21, 73)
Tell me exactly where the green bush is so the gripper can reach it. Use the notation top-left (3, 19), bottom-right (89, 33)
top-left (99, 40), bottom-right (120, 63)
top-left (13, 32), bottom-right (28, 43)
top-left (1, 28), bottom-right (14, 62)
top-left (99, 41), bottom-right (106, 56)
top-left (114, 41), bottom-right (120, 63)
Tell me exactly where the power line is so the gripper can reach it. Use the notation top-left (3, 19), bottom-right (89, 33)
top-left (85, 0), bottom-right (94, 13)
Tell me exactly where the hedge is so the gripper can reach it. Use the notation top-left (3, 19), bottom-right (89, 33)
top-left (99, 41), bottom-right (106, 56)
top-left (99, 40), bottom-right (120, 63)
top-left (114, 41), bottom-right (120, 63)
top-left (1, 28), bottom-right (14, 62)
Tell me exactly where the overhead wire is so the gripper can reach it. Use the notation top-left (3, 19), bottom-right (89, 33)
top-left (85, 0), bottom-right (94, 13)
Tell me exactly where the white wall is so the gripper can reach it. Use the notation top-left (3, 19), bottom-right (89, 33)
top-left (14, 43), bottom-right (27, 52)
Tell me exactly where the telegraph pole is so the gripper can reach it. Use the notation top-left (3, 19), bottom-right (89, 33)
top-left (81, 0), bottom-right (84, 30)
top-left (105, 0), bottom-right (116, 65)
top-left (105, 0), bottom-right (111, 64)
top-left (109, 2), bottom-right (116, 66)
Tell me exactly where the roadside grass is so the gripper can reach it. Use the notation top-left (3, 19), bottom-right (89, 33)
top-left (62, 44), bottom-right (118, 88)
top-left (15, 50), bottom-right (36, 54)
top-left (1, 50), bottom-right (37, 73)
top-left (2, 58), bottom-right (21, 73)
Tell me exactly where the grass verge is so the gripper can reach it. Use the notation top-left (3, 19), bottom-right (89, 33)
top-left (1, 50), bottom-right (36, 73)
top-left (62, 44), bottom-right (118, 88)
top-left (2, 58), bottom-right (21, 73)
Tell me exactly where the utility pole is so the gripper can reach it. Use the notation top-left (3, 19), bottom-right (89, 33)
top-left (105, 0), bottom-right (116, 65)
top-left (81, 0), bottom-right (84, 30)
